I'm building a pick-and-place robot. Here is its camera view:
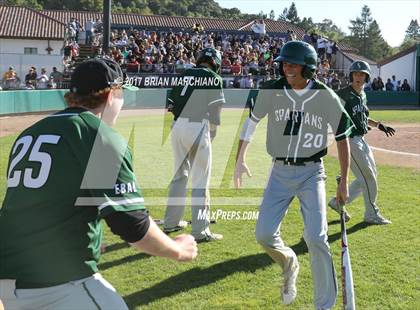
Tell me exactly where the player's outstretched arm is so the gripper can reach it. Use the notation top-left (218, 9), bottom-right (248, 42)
top-left (105, 211), bottom-right (197, 262)
top-left (131, 218), bottom-right (198, 262)
top-left (234, 139), bottom-right (252, 188)
top-left (234, 117), bottom-right (259, 188)
top-left (336, 138), bottom-right (350, 206)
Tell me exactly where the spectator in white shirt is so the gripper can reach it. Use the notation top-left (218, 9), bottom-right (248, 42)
top-left (391, 75), bottom-right (398, 91)
top-left (251, 20), bottom-right (266, 37)
top-left (317, 37), bottom-right (327, 60)
top-left (36, 68), bottom-right (49, 89)
top-left (85, 19), bottom-right (95, 45)
top-left (240, 73), bottom-right (254, 89)
top-left (326, 41), bottom-right (333, 63)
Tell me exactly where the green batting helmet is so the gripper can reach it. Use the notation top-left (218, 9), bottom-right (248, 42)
top-left (197, 47), bottom-right (222, 74)
top-left (274, 41), bottom-right (317, 79)
top-left (349, 60), bottom-right (371, 82)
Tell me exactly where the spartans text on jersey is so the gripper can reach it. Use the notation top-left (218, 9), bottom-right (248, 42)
top-left (274, 108), bottom-right (323, 130)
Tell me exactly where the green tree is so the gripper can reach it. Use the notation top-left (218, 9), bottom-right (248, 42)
top-left (405, 19), bottom-right (420, 41)
top-left (399, 39), bottom-right (417, 52)
top-left (298, 17), bottom-right (314, 31)
top-left (286, 2), bottom-right (300, 24)
top-left (277, 2), bottom-right (299, 24)
top-left (277, 7), bottom-right (288, 22)
top-left (257, 10), bottom-right (267, 19)
top-left (345, 5), bottom-right (391, 60)
top-left (315, 19), bottom-right (346, 42)
top-left (365, 20), bottom-right (390, 60)
top-left (220, 7), bottom-right (242, 19)
top-left (399, 20), bottom-right (419, 53)
top-left (348, 5), bottom-right (373, 55)
top-left (3, 0), bottom-right (43, 9)
top-left (269, 9), bottom-right (275, 20)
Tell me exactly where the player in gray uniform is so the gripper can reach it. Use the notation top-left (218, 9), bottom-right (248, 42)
top-left (163, 48), bottom-right (225, 242)
top-left (235, 41), bottom-right (354, 309)
top-left (328, 61), bottom-right (395, 224)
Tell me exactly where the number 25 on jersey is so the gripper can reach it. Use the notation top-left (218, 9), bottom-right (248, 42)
top-left (7, 135), bottom-right (61, 189)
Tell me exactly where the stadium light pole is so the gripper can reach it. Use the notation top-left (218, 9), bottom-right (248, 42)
top-left (103, 0), bottom-right (111, 54)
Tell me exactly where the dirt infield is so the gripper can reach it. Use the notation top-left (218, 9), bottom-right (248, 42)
top-left (1, 109), bottom-right (419, 170)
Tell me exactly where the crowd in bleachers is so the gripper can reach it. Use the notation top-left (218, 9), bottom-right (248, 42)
top-left (90, 25), bottom-right (350, 89)
top-left (0, 19), bottom-right (413, 91)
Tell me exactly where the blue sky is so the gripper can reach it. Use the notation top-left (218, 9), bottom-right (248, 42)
top-left (216, 0), bottom-right (420, 47)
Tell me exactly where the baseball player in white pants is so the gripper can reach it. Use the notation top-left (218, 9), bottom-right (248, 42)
top-left (235, 41), bottom-right (354, 309)
top-left (165, 118), bottom-right (214, 239)
top-left (328, 61), bottom-right (395, 224)
top-left (164, 48), bottom-right (225, 242)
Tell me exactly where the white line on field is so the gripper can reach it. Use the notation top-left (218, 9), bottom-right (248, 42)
top-left (371, 146), bottom-right (420, 157)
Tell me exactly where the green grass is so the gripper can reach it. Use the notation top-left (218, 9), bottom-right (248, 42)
top-left (369, 110), bottom-right (420, 123)
top-left (1, 109), bottom-right (419, 309)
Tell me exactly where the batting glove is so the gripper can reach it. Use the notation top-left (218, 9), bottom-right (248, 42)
top-left (377, 123), bottom-right (396, 137)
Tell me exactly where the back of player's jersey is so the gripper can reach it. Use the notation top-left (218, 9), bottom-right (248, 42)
top-left (0, 108), bottom-right (111, 287)
top-left (169, 67), bottom-right (224, 122)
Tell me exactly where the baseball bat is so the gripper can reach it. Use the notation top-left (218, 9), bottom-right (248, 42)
top-left (336, 176), bottom-right (356, 310)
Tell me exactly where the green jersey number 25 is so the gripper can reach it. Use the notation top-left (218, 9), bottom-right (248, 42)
top-left (8, 134), bottom-right (61, 189)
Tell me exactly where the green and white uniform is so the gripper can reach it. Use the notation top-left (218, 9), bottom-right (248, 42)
top-left (164, 66), bottom-right (225, 239)
top-left (329, 86), bottom-right (380, 218)
top-left (250, 78), bottom-right (353, 309)
top-left (0, 107), bottom-right (145, 308)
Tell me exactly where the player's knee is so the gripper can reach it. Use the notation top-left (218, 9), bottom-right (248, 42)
top-left (303, 233), bottom-right (328, 248)
top-left (365, 171), bottom-right (376, 182)
top-left (255, 227), bottom-right (275, 246)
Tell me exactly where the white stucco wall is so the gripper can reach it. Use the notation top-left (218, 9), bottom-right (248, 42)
top-left (0, 38), bottom-right (62, 55)
top-left (0, 38), bottom-right (63, 81)
top-left (379, 51), bottom-right (416, 90)
top-left (335, 50), bottom-right (379, 78)
top-left (335, 51), bottom-right (351, 74)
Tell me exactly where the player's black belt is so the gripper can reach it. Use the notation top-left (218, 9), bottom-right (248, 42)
top-left (274, 158), bottom-right (322, 166)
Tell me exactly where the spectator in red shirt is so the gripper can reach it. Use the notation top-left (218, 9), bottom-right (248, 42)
top-left (231, 59), bottom-right (242, 75)
top-left (221, 56), bottom-right (232, 74)
top-left (126, 58), bottom-right (140, 72)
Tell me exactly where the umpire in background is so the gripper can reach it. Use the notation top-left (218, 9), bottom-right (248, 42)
top-left (0, 58), bottom-right (197, 309)
top-left (328, 60), bottom-right (395, 224)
